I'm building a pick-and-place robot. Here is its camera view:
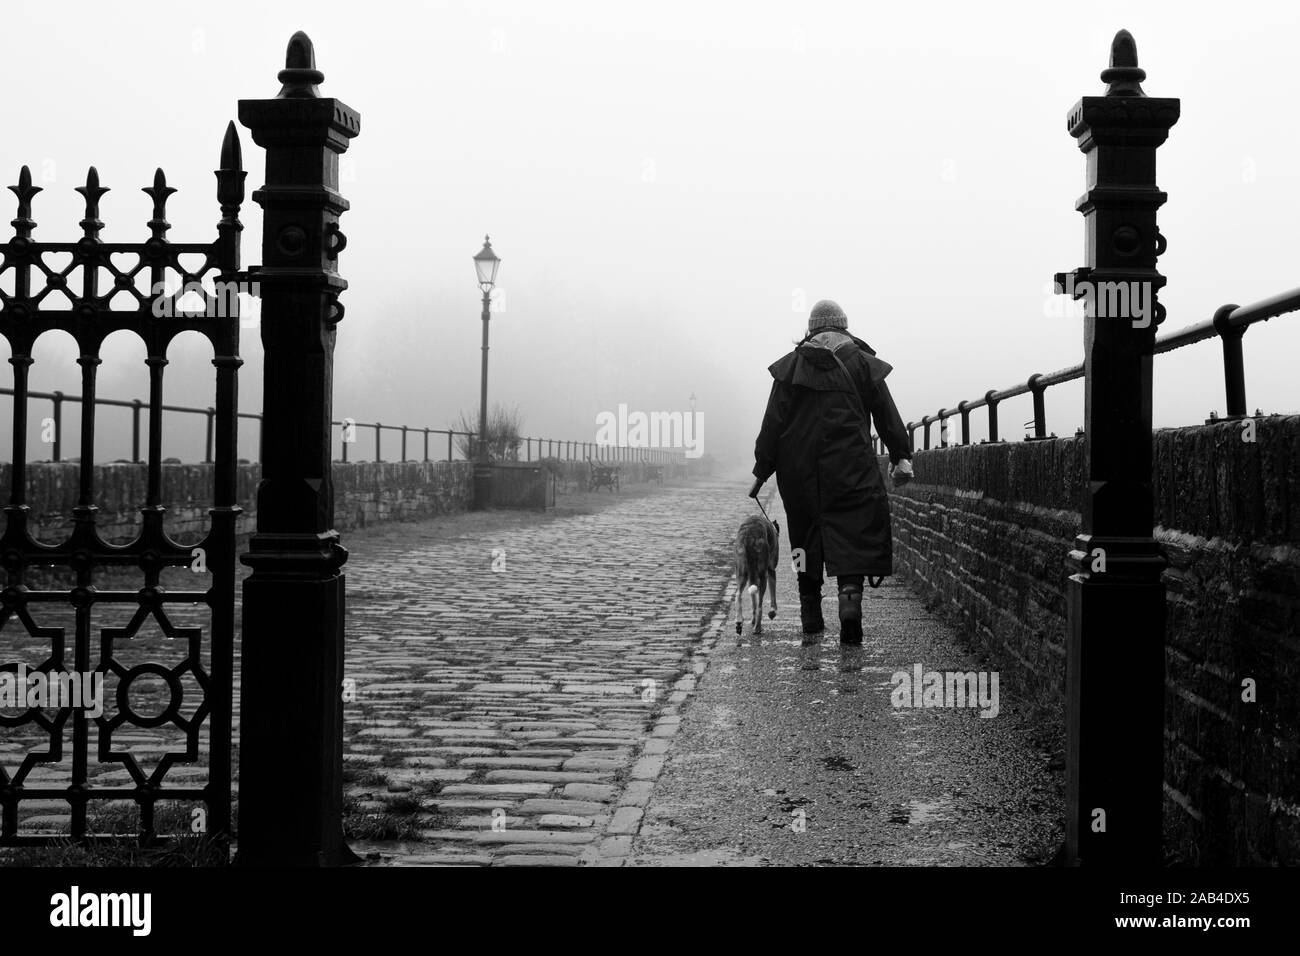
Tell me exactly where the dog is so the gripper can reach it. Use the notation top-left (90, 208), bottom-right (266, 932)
top-left (734, 514), bottom-right (779, 635)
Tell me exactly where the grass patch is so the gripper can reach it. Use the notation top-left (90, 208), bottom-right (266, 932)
top-left (342, 766), bottom-right (389, 788)
top-left (382, 793), bottom-right (424, 815)
top-left (0, 802), bottom-right (230, 868)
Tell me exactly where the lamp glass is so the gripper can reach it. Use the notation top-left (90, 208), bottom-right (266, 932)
top-left (474, 238), bottom-right (501, 289)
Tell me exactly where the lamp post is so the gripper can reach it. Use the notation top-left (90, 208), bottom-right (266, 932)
top-left (472, 235), bottom-right (501, 508)
top-left (688, 393), bottom-right (697, 468)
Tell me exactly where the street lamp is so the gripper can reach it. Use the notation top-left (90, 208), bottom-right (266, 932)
top-left (472, 235), bottom-right (500, 508)
top-left (688, 393), bottom-right (697, 467)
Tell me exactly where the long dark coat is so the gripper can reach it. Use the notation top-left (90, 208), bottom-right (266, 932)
top-left (753, 334), bottom-right (911, 578)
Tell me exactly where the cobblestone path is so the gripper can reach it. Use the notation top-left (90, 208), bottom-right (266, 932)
top-left (342, 476), bottom-right (747, 866)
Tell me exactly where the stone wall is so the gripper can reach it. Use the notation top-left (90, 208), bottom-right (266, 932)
top-left (884, 416), bottom-right (1300, 865)
top-left (333, 461), bottom-right (475, 532)
top-left (4, 454), bottom-right (700, 546)
top-left (1, 460), bottom-right (477, 548)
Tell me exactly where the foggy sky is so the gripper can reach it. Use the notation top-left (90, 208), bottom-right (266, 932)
top-left (3, 0), bottom-right (1299, 467)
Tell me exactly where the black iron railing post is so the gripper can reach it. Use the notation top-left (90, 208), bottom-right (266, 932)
top-left (236, 31), bottom-right (359, 867)
top-left (209, 120), bottom-right (247, 848)
top-left (1213, 303), bottom-right (1248, 418)
top-left (958, 400), bottom-right (971, 445)
top-left (131, 398), bottom-right (143, 462)
top-left (205, 406), bottom-right (215, 463)
top-left (1028, 374), bottom-right (1047, 440)
top-left (1058, 30), bottom-right (1176, 868)
top-left (374, 422), bottom-right (381, 462)
top-left (985, 390), bottom-right (1000, 443)
top-left (50, 390), bottom-right (63, 462)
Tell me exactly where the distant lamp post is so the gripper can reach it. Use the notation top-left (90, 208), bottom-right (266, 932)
top-left (688, 393), bottom-right (697, 466)
top-left (472, 235), bottom-right (501, 508)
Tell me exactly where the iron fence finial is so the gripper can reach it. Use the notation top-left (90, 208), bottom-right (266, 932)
top-left (1101, 29), bottom-right (1146, 97)
top-left (214, 122), bottom-right (246, 275)
top-left (277, 31), bottom-right (324, 98)
top-left (9, 165), bottom-right (41, 234)
top-left (142, 168), bottom-right (176, 239)
top-left (219, 120), bottom-right (243, 173)
top-left (75, 166), bottom-right (109, 238)
top-left (215, 121), bottom-right (246, 214)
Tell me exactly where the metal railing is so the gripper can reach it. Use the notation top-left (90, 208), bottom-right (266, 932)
top-left (904, 287), bottom-right (1300, 450)
top-left (0, 388), bottom-right (687, 466)
top-left (0, 386), bottom-right (260, 463)
top-left (334, 421), bottom-right (684, 465)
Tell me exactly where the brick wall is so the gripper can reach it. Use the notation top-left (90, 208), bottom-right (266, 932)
top-left (885, 415), bottom-right (1300, 865)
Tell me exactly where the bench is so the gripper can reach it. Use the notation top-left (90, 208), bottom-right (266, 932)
top-left (588, 459), bottom-right (619, 493)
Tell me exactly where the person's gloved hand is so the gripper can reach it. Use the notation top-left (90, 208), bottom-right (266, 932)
top-left (890, 459), bottom-right (914, 487)
top-left (748, 477), bottom-right (764, 498)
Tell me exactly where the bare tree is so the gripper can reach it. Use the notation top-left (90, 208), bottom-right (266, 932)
top-left (453, 403), bottom-right (524, 461)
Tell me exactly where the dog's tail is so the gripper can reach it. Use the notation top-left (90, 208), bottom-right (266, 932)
top-left (744, 538), bottom-right (767, 595)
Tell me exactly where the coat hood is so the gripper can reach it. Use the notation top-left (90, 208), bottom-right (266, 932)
top-left (767, 337), bottom-right (894, 392)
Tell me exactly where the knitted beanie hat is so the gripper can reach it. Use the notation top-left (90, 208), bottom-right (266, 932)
top-left (808, 299), bottom-right (848, 332)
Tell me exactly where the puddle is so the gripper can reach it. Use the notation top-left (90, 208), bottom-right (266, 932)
top-left (887, 797), bottom-right (956, 826)
top-left (633, 847), bottom-right (768, 866)
top-left (907, 799), bottom-right (953, 824)
top-left (820, 754), bottom-right (856, 772)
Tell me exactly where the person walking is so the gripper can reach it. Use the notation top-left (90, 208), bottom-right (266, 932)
top-left (749, 299), bottom-right (913, 644)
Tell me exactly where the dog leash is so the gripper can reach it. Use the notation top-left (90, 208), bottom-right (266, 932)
top-left (753, 490), bottom-right (780, 534)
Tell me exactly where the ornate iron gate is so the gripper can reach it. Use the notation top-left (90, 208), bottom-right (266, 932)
top-left (0, 126), bottom-right (245, 847)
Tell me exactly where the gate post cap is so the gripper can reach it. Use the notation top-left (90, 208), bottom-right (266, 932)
top-left (1101, 29), bottom-right (1146, 97)
top-left (278, 31), bottom-right (324, 99)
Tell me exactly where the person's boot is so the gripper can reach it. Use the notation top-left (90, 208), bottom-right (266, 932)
top-left (799, 593), bottom-right (825, 636)
top-left (798, 580), bottom-right (824, 637)
top-left (838, 582), bottom-right (863, 644)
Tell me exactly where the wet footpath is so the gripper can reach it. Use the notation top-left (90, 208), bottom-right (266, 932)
top-left (627, 485), bottom-right (1065, 866)
top-left (342, 472), bottom-right (1063, 866)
